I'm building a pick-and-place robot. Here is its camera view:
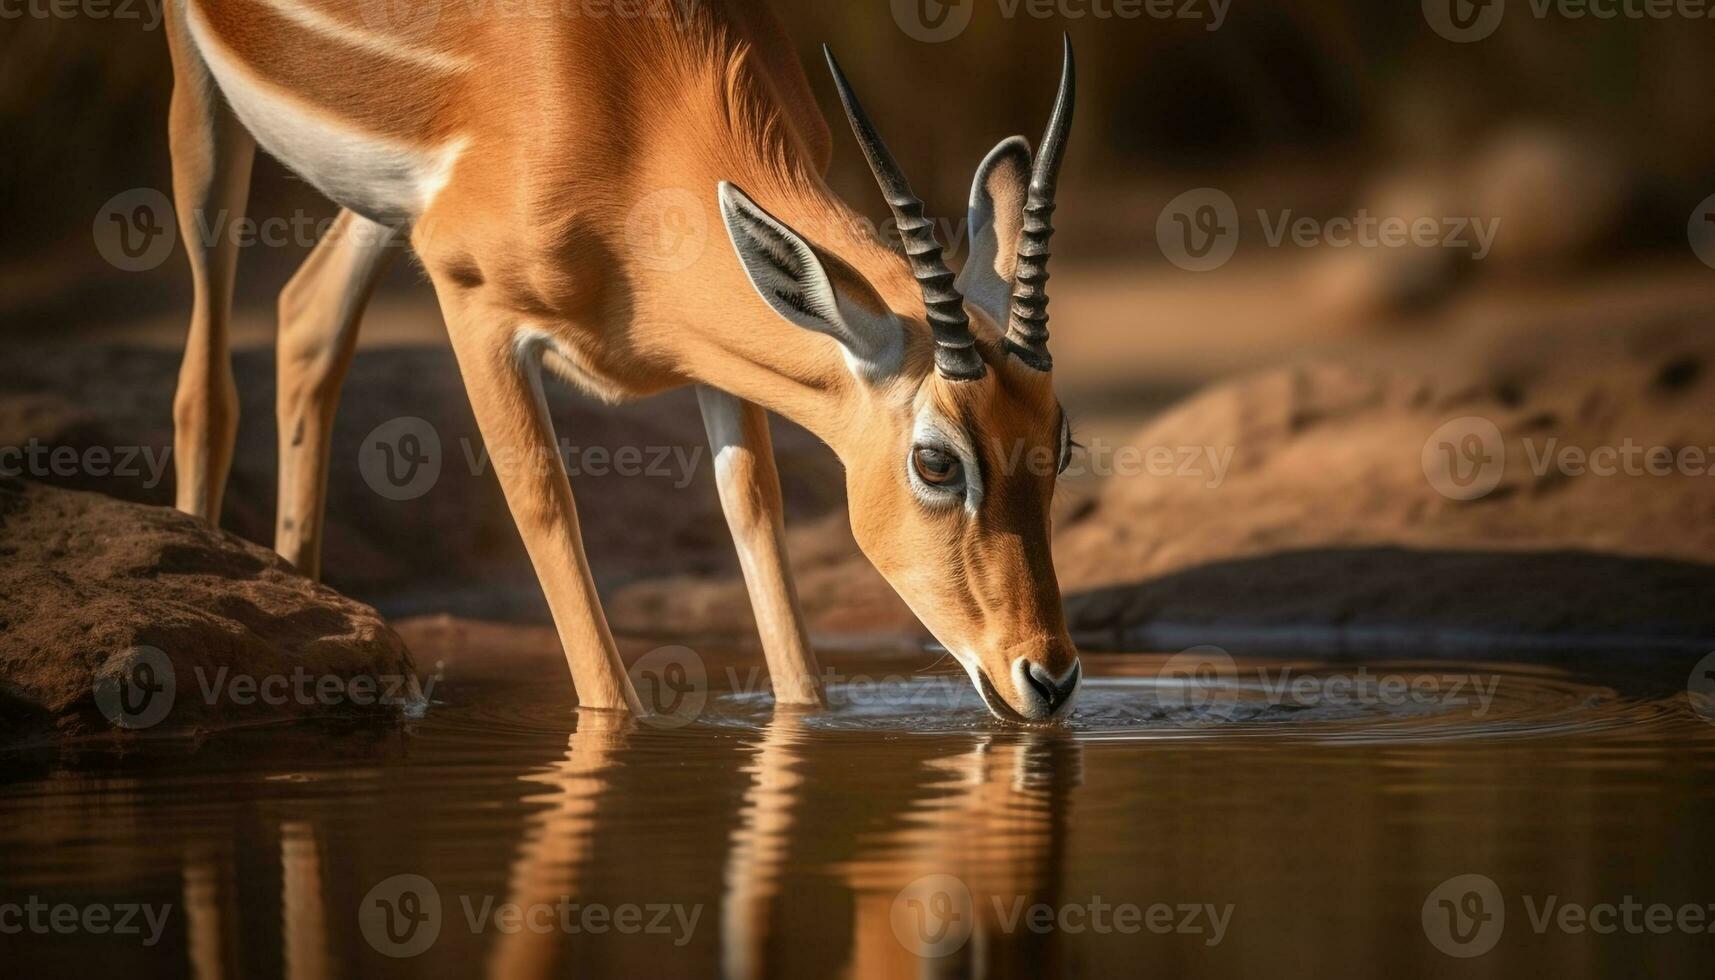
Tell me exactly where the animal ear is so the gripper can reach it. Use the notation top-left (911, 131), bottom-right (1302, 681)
top-left (718, 181), bottom-right (903, 380)
top-left (955, 136), bottom-right (1032, 329)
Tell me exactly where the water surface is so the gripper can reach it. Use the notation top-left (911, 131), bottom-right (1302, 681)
top-left (3, 634), bottom-right (1712, 978)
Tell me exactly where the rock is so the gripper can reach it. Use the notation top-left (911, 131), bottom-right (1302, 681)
top-left (0, 478), bottom-right (417, 742)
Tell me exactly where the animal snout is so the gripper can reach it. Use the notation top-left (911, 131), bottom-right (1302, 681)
top-left (1010, 655), bottom-right (1082, 721)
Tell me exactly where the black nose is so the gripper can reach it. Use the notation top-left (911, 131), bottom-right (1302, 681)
top-left (1021, 660), bottom-right (1081, 716)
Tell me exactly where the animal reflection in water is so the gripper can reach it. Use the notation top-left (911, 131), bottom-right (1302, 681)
top-left (182, 823), bottom-right (331, 980)
top-left (173, 714), bottom-right (1081, 979)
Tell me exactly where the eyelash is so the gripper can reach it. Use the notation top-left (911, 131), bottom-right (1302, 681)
top-left (1059, 415), bottom-right (1080, 476)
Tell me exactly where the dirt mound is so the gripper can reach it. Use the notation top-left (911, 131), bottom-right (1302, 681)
top-left (0, 478), bottom-right (416, 741)
top-left (1057, 318), bottom-right (1715, 585)
top-left (1051, 312), bottom-right (1715, 648)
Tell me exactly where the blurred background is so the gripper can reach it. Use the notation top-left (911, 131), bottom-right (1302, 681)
top-left (7, 1), bottom-right (1715, 327)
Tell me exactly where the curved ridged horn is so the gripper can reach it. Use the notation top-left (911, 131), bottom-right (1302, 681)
top-left (824, 46), bottom-right (985, 382)
top-left (1005, 34), bottom-right (1075, 372)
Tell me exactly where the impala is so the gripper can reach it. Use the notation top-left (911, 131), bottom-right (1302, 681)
top-left (162, 0), bottom-right (1082, 722)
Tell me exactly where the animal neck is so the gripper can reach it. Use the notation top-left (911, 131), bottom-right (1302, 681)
top-left (617, 32), bottom-right (928, 453)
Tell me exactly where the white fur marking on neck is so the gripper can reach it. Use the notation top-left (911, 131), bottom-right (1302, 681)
top-left (255, 0), bottom-right (472, 73)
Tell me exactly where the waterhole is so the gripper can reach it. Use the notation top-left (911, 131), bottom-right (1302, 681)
top-left (2, 635), bottom-right (1711, 978)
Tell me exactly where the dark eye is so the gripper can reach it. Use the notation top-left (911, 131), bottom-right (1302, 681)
top-left (912, 446), bottom-right (963, 487)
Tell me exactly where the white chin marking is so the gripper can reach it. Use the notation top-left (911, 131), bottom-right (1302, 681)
top-left (185, 5), bottom-right (465, 226)
top-left (951, 650), bottom-right (1025, 722)
top-left (950, 649), bottom-right (986, 692)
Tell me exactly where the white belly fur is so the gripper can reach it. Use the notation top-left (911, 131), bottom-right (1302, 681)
top-left (183, 3), bottom-right (463, 227)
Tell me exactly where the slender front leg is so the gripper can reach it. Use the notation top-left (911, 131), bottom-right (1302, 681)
top-left (441, 306), bottom-right (641, 714)
top-left (274, 210), bottom-right (399, 579)
top-left (697, 386), bottom-right (824, 706)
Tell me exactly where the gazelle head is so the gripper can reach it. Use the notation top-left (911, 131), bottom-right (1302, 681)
top-left (717, 39), bottom-right (1081, 723)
